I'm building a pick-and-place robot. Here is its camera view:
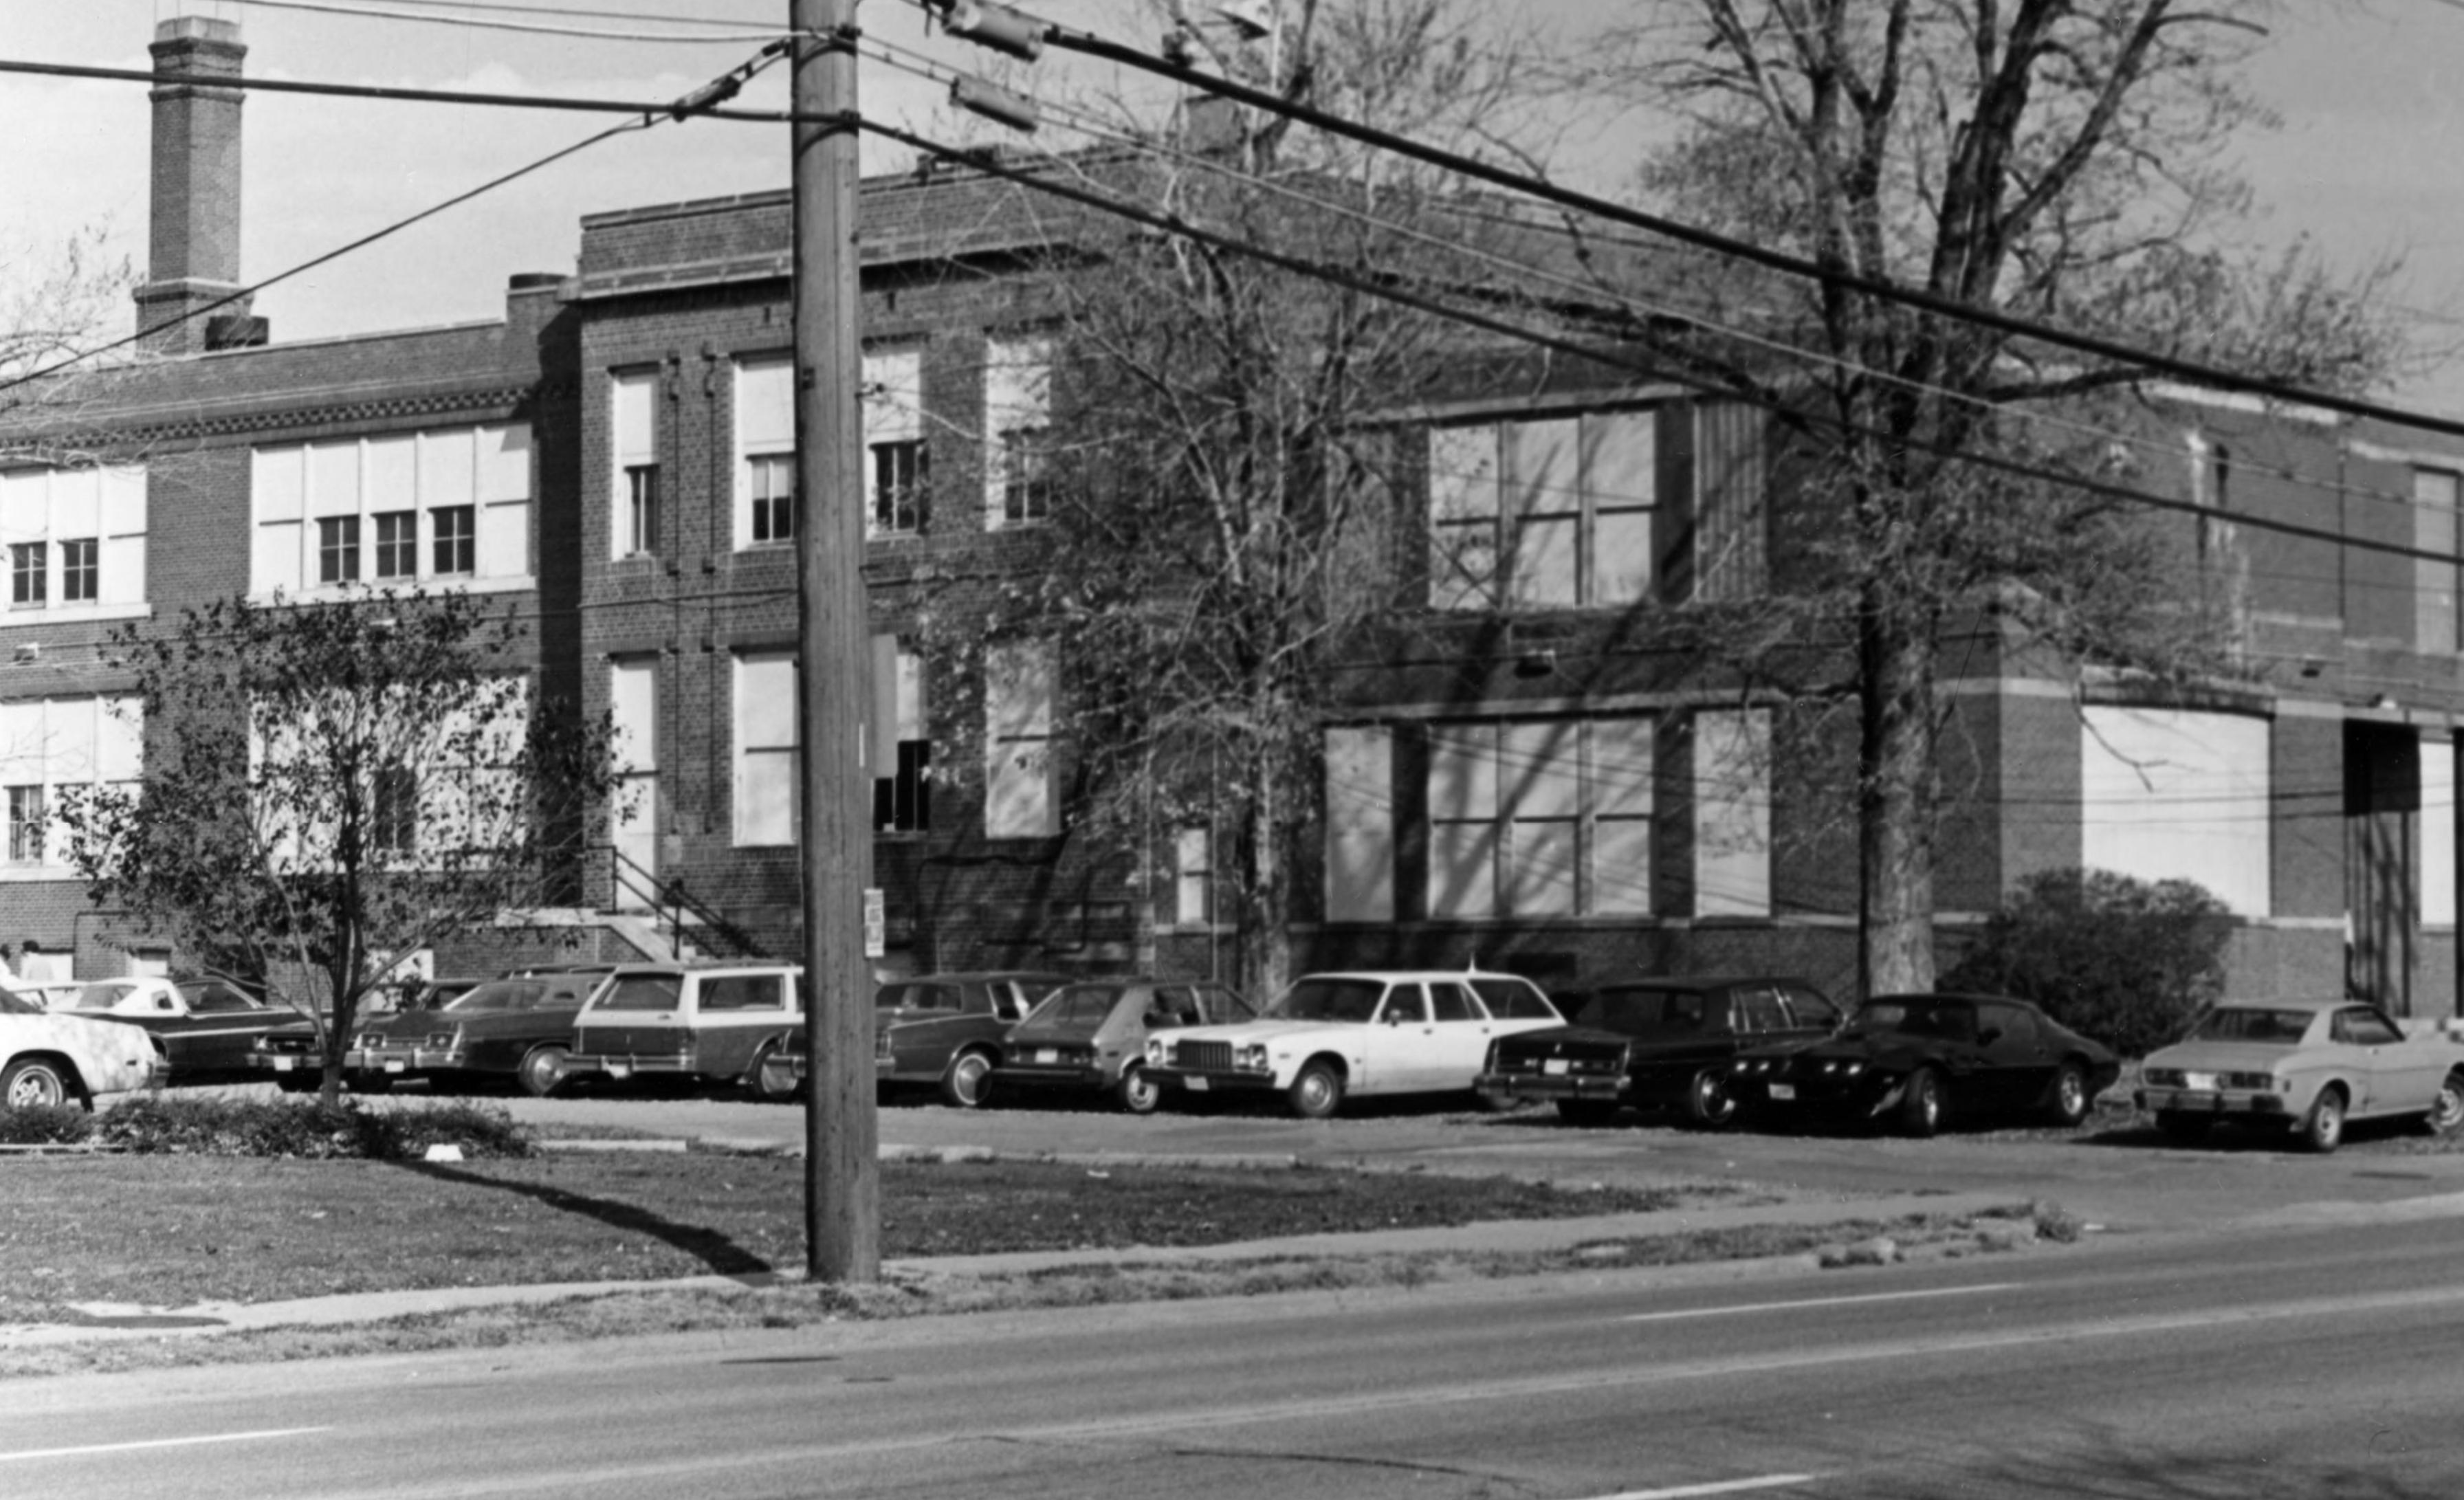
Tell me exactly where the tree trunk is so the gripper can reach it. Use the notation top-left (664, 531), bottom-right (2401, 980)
top-left (1858, 598), bottom-right (1939, 1000)
top-left (1239, 751), bottom-right (1293, 1003)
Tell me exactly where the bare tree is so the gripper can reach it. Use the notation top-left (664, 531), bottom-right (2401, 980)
top-left (1, 225), bottom-right (140, 463)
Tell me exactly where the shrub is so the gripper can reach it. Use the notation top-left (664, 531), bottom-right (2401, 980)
top-left (91, 1096), bottom-right (531, 1160)
top-left (1941, 865), bottom-right (2230, 1057)
top-left (0, 1103), bottom-right (95, 1146)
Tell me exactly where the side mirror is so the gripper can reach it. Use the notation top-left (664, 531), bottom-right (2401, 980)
top-left (1384, 1010), bottom-right (1407, 1026)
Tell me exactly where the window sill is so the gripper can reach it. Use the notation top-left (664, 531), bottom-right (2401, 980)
top-left (0, 602), bottom-right (153, 628)
top-left (250, 577), bottom-right (536, 606)
top-left (0, 865), bottom-right (80, 883)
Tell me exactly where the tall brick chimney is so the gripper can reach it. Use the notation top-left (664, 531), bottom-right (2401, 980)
top-left (135, 16), bottom-right (256, 356)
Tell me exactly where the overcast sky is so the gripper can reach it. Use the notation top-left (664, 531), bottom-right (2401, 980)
top-left (6, 1), bottom-right (2462, 409)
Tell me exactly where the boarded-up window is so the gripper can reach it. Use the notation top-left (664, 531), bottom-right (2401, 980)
top-left (871, 633), bottom-right (930, 833)
top-left (2081, 706), bottom-right (2271, 917)
top-left (1693, 404), bottom-right (1766, 602)
top-left (984, 335), bottom-right (1053, 527)
top-left (2419, 467), bottom-right (2461, 654)
top-left (734, 652), bottom-right (798, 846)
top-left (609, 657), bottom-right (659, 879)
top-left (1324, 726), bottom-right (1394, 921)
top-left (2425, 734), bottom-right (2456, 929)
top-left (983, 641), bottom-right (1055, 838)
top-left (1424, 717), bottom-right (1653, 918)
top-left (1693, 709), bottom-right (1772, 916)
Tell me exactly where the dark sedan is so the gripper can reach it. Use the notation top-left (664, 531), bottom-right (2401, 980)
top-left (346, 969), bottom-right (608, 1097)
top-left (66, 977), bottom-right (307, 1085)
top-left (1477, 976), bottom-right (1841, 1128)
top-left (998, 979), bottom-right (1251, 1113)
top-left (1726, 992), bottom-right (2120, 1136)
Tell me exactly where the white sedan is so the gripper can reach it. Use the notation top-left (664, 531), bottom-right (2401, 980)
top-left (1141, 970), bottom-right (1565, 1118)
top-left (2, 985), bottom-right (169, 1109)
top-left (2137, 997), bottom-right (2464, 1152)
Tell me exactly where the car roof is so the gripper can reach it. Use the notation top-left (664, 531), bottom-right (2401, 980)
top-left (1585, 975), bottom-right (1815, 991)
top-left (597, 962), bottom-right (799, 975)
top-left (883, 971), bottom-right (1075, 984)
top-left (1299, 970), bottom-right (1545, 984)
top-left (2208, 996), bottom-right (2347, 1012)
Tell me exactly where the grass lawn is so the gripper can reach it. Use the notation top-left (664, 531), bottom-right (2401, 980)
top-left (0, 1154), bottom-right (1736, 1319)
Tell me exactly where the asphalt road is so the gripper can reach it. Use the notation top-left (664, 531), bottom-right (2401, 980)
top-left (8, 1215), bottom-right (2459, 1499)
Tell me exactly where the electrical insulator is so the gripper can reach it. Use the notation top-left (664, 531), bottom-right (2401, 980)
top-left (951, 76), bottom-right (1041, 133)
top-left (945, 0), bottom-right (1046, 60)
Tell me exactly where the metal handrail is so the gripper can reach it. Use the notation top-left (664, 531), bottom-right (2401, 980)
top-left (590, 843), bottom-right (767, 959)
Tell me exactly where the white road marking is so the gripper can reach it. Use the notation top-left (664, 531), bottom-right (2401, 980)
top-left (0, 1426), bottom-right (331, 1463)
top-left (1585, 1477), bottom-right (1825, 1499)
top-left (1620, 1283), bottom-right (2021, 1323)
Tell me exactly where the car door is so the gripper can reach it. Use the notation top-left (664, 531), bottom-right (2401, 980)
top-left (1424, 980), bottom-right (1495, 1090)
top-left (693, 971), bottom-right (794, 1081)
top-left (1973, 1002), bottom-right (2054, 1112)
top-left (1364, 983), bottom-right (1439, 1094)
top-left (1778, 985), bottom-right (1842, 1044)
top-left (2357, 1004), bottom-right (2456, 1112)
top-left (2329, 1004), bottom-right (2427, 1116)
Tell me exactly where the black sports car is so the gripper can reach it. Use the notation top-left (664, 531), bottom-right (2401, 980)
top-left (1726, 992), bottom-right (2120, 1136)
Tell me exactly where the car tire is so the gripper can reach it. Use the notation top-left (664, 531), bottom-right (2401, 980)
top-left (1898, 1067), bottom-right (1944, 1138)
top-left (1684, 1067), bottom-right (1739, 1130)
top-left (2425, 1072), bottom-right (2464, 1136)
top-left (940, 1049), bottom-right (996, 1110)
top-left (1, 1057), bottom-right (74, 1110)
top-left (746, 1043), bottom-right (802, 1104)
top-left (518, 1045), bottom-right (570, 1100)
top-left (2153, 1109), bottom-right (2210, 1145)
top-left (1556, 1099), bottom-right (1618, 1127)
top-left (350, 1070), bottom-right (395, 1096)
top-left (2045, 1061), bottom-right (2093, 1128)
top-left (274, 1073), bottom-right (318, 1094)
top-left (1286, 1060), bottom-right (1345, 1120)
top-left (1114, 1064), bottom-right (1160, 1116)
top-left (2296, 1085), bottom-right (2346, 1154)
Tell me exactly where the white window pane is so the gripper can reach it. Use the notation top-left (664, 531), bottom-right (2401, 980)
top-left (864, 346), bottom-right (923, 445)
top-left (1593, 509), bottom-right (1654, 606)
top-left (1693, 709), bottom-right (1771, 917)
top-left (985, 744), bottom-right (1053, 838)
top-left (478, 424), bottom-right (531, 503)
top-left (1506, 418), bottom-right (1580, 518)
top-left (736, 654), bottom-right (798, 750)
top-left (1584, 410), bottom-right (1657, 513)
top-left (47, 699), bottom-right (95, 780)
top-left (610, 659), bottom-right (658, 773)
top-left (737, 748), bottom-right (798, 846)
top-left (1594, 817), bottom-right (1653, 914)
top-left (305, 441), bottom-right (362, 519)
top-left (252, 520), bottom-right (303, 597)
top-left (614, 372), bottom-right (659, 465)
top-left (2419, 468), bottom-right (2460, 653)
top-left (364, 436), bottom-right (416, 513)
top-left (0, 701), bottom-right (43, 781)
top-left (1175, 827), bottom-right (1210, 926)
top-left (983, 335), bottom-right (1051, 428)
top-left (1502, 721), bottom-right (1581, 818)
top-left (1429, 426), bottom-right (1500, 523)
top-left (49, 467), bottom-right (100, 536)
top-left (2081, 707), bottom-right (2271, 917)
top-left (1512, 516), bottom-right (1579, 607)
top-left (96, 697), bottom-right (144, 782)
top-left (1428, 823), bottom-right (1497, 918)
top-left (1324, 726), bottom-right (1394, 923)
top-left (1429, 521), bottom-right (1498, 611)
top-left (1592, 717), bottom-right (1656, 819)
top-left (478, 500), bottom-right (530, 579)
top-left (251, 448), bottom-right (304, 523)
top-left (0, 470), bottom-right (47, 540)
top-left (101, 535), bottom-right (146, 606)
top-left (984, 642), bottom-right (1054, 738)
top-left (738, 356), bottom-right (796, 450)
top-left (1427, 725), bottom-right (1497, 821)
top-left (1507, 819), bottom-right (1578, 915)
top-left (100, 466), bottom-right (146, 537)
top-left (2426, 736), bottom-right (2456, 928)
top-left (417, 429), bottom-right (476, 509)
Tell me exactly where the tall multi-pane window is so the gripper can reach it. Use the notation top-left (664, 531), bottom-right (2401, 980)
top-left (612, 368), bottom-right (661, 560)
top-left (984, 334), bottom-right (1053, 529)
top-left (0, 696), bottom-right (144, 871)
top-left (318, 516), bottom-right (361, 585)
top-left (1430, 411), bottom-right (1660, 610)
top-left (748, 454), bottom-right (796, 544)
top-left (866, 345), bottom-right (927, 536)
top-left (373, 511), bottom-right (417, 580)
top-left (1425, 717), bottom-right (1655, 918)
top-left (609, 657), bottom-right (660, 881)
top-left (2418, 466), bottom-right (2461, 653)
top-left (58, 538), bottom-right (98, 604)
top-left (5, 785), bottom-right (43, 863)
top-left (735, 356), bottom-right (797, 549)
top-left (0, 465), bottom-right (147, 615)
top-left (430, 504), bottom-right (476, 577)
top-left (734, 652), bottom-right (799, 846)
top-left (10, 543), bottom-right (45, 606)
top-left (871, 634), bottom-right (930, 832)
top-left (372, 764), bottom-right (419, 857)
top-left (1175, 827), bottom-right (1213, 927)
top-left (983, 641), bottom-right (1057, 837)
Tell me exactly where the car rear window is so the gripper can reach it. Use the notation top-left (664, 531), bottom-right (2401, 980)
top-left (701, 973), bottom-right (787, 1012)
top-left (595, 975), bottom-right (683, 1012)
top-left (879, 982), bottom-right (960, 1013)
top-left (448, 981), bottom-right (549, 1013)
top-left (1471, 978), bottom-right (1557, 1021)
top-left (2186, 1007), bottom-right (2313, 1044)
top-left (1033, 987), bottom-right (1129, 1026)
top-left (1581, 986), bottom-right (1708, 1037)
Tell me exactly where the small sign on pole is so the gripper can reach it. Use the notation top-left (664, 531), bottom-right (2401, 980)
top-left (863, 886), bottom-right (886, 958)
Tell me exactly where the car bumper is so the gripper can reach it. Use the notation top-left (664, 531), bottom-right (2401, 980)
top-left (248, 1049), bottom-right (320, 1076)
top-left (2135, 1087), bottom-right (2291, 1118)
top-left (566, 1052), bottom-right (696, 1080)
top-left (1732, 1074), bottom-right (1899, 1118)
top-left (346, 1046), bottom-right (468, 1075)
top-left (998, 1059), bottom-right (1118, 1092)
top-left (1145, 1066), bottom-right (1279, 1096)
top-left (1475, 1072), bottom-right (1627, 1104)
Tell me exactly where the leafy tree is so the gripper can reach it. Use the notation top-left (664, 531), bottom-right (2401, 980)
top-left (1941, 865), bottom-right (2230, 1055)
top-left (56, 589), bottom-right (621, 1104)
top-left (1574, 1), bottom-right (2404, 993)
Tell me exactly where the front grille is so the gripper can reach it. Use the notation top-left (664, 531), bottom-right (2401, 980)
top-left (1176, 1040), bottom-right (1234, 1072)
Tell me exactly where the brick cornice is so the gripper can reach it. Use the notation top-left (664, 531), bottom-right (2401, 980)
top-left (63, 381), bottom-right (568, 448)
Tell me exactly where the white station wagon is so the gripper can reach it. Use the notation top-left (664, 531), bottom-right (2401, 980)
top-left (1141, 969), bottom-right (1563, 1118)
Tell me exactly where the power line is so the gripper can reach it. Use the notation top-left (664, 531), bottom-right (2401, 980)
top-left (230, 0), bottom-right (774, 28)
top-left (222, 0), bottom-right (793, 43)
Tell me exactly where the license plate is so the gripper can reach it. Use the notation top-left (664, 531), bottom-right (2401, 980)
top-left (384, 1061), bottom-right (406, 1074)
top-left (1769, 1083), bottom-right (1796, 1101)
top-left (606, 1063), bottom-right (632, 1079)
top-left (272, 1057), bottom-right (294, 1072)
top-left (1543, 1059), bottom-right (1570, 1076)
top-left (2184, 1072), bottom-right (2219, 1091)
top-left (1035, 1048), bottom-right (1058, 1065)
top-left (1187, 1076), bottom-right (1210, 1092)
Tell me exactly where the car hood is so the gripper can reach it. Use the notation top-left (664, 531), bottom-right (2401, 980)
top-left (1007, 1019), bottom-right (1102, 1046)
top-left (1164, 1019), bottom-right (1367, 1047)
top-left (1757, 1035), bottom-right (1934, 1070)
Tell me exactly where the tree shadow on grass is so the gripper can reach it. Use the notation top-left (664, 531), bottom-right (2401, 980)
top-left (390, 1158), bottom-right (776, 1278)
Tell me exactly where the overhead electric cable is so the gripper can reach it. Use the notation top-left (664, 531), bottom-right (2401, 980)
top-left (225, 0), bottom-right (791, 43)
top-left (234, 0), bottom-right (772, 27)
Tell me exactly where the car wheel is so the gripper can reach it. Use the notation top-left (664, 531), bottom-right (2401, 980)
top-left (1114, 1064), bottom-right (1160, 1116)
top-left (1, 1057), bottom-right (74, 1110)
top-left (2426, 1072), bottom-right (2464, 1136)
top-left (2154, 1109), bottom-right (2210, 1146)
top-left (1286, 1060), bottom-right (1345, 1120)
top-left (1555, 1099), bottom-right (1617, 1127)
top-left (2296, 1086), bottom-right (2346, 1154)
top-left (1898, 1067), bottom-right (1944, 1138)
top-left (518, 1045), bottom-right (570, 1100)
top-left (1684, 1067), bottom-right (1739, 1130)
top-left (940, 1049), bottom-right (996, 1110)
top-left (747, 1044), bottom-right (802, 1104)
top-left (350, 1070), bottom-right (395, 1096)
top-left (2046, 1061), bottom-right (2093, 1128)
top-left (274, 1073), bottom-right (318, 1094)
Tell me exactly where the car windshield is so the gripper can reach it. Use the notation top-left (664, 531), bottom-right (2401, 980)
top-left (1028, 987), bottom-right (1131, 1028)
top-left (0, 987), bottom-right (37, 1015)
top-left (447, 980), bottom-right (550, 1014)
top-left (2185, 1007), bottom-right (2315, 1045)
top-left (1845, 1000), bottom-right (1976, 1042)
top-left (1267, 979), bottom-right (1385, 1024)
top-left (179, 985), bottom-right (261, 1013)
top-left (1581, 986), bottom-right (1710, 1037)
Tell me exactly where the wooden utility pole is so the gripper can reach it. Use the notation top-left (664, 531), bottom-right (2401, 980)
top-left (792, 0), bottom-right (878, 1281)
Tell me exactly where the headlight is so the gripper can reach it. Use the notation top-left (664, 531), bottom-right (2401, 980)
top-left (1236, 1043), bottom-right (1269, 1072)
top-left (2143, 1068), bottom-right (2184, 1088)
top-left (2221, 1071), bottom-right (2277, 1092)
top-left (428, 1032), bottom-right (458, 1049)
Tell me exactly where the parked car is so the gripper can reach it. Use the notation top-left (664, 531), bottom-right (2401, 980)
top-left (67, 976), bottom-right (309, 1085)
top-left (561, 962), bottom-right (804, 1092)
top-left (997, 979), bottom-right (1252, 1113)
top-left (1141, 969), bottom-right (1565, 1119)
top-left (1477, 975), bottom-right (1842, 1128)
top-left (2, 985), bottom-right (168, 1108)
top-left (872, 971), bottom-right (1074, 1107)
top-left (2136, 997), bottom-right (2464, 1152)
top-left (346, 969), bottom-right (608, 1097)
top-left (1727, 992), bottom-right (2119, 1136)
